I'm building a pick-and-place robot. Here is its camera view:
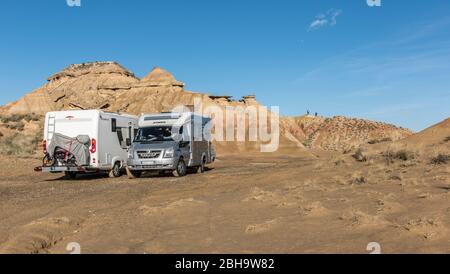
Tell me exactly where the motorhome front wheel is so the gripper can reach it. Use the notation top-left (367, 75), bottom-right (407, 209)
top-left (173, 158), bottom-right (187, 177)
top-left (109, 162), bottom-right (122, 178)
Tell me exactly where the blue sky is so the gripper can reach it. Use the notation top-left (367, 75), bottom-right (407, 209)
top-left (0, 0), bottom-right (449, 131)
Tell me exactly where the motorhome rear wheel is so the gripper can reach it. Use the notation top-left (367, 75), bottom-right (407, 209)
top-left (197, 156), bottom-right (206, 173)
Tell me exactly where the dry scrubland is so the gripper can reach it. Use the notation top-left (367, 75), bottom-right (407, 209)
top-left (0, 128), bottom-right (448, 253)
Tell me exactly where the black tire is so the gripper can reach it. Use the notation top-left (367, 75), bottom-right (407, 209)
top-left (65, 171), bottom-right (77, 179)
top-left (109, 162), bottom-right (122, 178)
top-left (197, 156), bottom-right (206, 173)
top-left (43, 154), bottom-right (54, 167)
top-left (172, 158), bottom-right (187, 177)
top-left (126, 167), bottom-right (142, 179)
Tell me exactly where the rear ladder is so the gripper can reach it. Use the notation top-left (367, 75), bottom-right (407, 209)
top-left (47, 114), bottom-right (56, 140)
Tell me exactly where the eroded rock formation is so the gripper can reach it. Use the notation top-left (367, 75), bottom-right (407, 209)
top-left (0, 61), bottom-right (414, 154)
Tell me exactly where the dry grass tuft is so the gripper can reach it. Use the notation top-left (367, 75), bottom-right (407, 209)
top-left (0, 113), bottom-right (41, 123)
top-left (368, 137), bottom-right (392, 145)
top-left (383, 148), bottom-right (417, 164)
top-left (430, 154), bottom-right (450, 165)
top-left (4, 121), bottom-right (25, 131)
top-left (0, 113), bottom-right (44, 156)
top-left (0, 132), bottom-right (42, 156)
top-left (352, 148), bottom-right (368, 162)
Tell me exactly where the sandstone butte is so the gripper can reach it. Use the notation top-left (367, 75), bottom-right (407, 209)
top-left (0, 61), bottom-right (414, 154)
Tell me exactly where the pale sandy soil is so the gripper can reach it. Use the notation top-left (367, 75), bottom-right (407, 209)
top-left (0, 151), bottom-right (449, 254)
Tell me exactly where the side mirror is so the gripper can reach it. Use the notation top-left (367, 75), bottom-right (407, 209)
top-left (126, 138), bottom-right (131, 146)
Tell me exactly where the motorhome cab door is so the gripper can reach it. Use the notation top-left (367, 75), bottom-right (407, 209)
top-left (179, 121), bottom-right (192, 165)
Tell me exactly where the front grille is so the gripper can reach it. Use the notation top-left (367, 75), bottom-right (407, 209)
top-left (137, 150), bottom-right (161, 159)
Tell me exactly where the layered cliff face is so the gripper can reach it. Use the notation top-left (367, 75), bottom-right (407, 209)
top-left (0, 61), bottom-right (414, 155)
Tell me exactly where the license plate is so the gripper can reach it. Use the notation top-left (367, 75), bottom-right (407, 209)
top-left (141, 161), bottom-right (155, 165)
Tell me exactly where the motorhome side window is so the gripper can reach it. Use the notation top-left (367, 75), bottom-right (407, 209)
top-left (117, 127), bottom-right (131, 149)
top-left (111, 118), bottom-right (117, 132)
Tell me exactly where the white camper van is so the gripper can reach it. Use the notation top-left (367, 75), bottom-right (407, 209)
top-left (38, 110), bottom-right (138, 178)
top-left (127, 112), bottom-right (216, 178)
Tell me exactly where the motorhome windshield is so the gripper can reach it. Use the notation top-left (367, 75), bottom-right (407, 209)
top-left (134, 126), bottom-right (175, 142)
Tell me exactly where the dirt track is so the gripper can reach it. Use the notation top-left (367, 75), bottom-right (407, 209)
top-left (0, 152), bottom-right (449, 254)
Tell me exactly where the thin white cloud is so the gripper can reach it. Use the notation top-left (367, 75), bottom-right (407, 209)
top-left (310, 19), bottom-right (328, 29)
top-left (298, 17), bottom-right (450, 83)
top-left (329, 9), bottom-right (342, 26)
top-left (308, 9), bottom-right (342, 31)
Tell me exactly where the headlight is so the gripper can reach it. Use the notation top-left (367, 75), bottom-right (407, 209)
top-left (127, 148), bottom-right (134, 159)
top-left (164, 148), bottom-right (174, 158)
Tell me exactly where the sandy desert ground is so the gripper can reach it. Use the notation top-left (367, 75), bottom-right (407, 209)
top-left (0, 149), bottom-right (449, 254)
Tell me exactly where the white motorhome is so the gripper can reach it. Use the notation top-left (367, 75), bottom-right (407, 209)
top-left (39, 110), bottom-right (138, 178)
top-left (127, 112), bottom-right (216, 178)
